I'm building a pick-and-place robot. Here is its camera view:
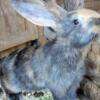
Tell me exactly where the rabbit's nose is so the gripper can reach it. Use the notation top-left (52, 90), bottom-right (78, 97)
top-left (92, 33), bottom-right (99, 40)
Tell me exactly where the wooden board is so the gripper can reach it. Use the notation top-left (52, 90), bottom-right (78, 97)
top-left (0, 0), bottom-right (100, 52)
top-left (0, 0), bottom-right (39, 52)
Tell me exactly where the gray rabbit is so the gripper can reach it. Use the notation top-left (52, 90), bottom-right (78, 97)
top-left (0, 0), bottom-right (100, 100)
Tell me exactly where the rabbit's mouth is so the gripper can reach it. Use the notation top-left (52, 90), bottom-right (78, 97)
top-left (70, 33), bottom-right (98, 48)
top-left (91, 32), bottom-right (98, 41)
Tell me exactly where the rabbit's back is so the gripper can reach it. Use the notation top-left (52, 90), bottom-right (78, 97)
top-left (1, 42), bottom-right (84, 99)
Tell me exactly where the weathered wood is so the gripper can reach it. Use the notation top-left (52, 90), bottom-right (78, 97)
top-left (0, 0), bottom-right (38, 52)
top-left (85, 0), bottom-right (100, 12)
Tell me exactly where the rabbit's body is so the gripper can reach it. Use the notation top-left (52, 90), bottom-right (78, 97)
top-left (0, 0), bottom-right (100, 100)
top-left (1, 40), bottom-right (84, 100)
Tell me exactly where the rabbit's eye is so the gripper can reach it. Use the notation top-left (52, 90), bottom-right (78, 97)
top-left (48, 27), bottom-right (56, 32)
top-left (73, 19), bottom-right (79, 25)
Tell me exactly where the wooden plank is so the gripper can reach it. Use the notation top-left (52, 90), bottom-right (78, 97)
top-left (0, 0), bottom-right (38, 52)
top-left (85, 0), bottom-right (100, 11)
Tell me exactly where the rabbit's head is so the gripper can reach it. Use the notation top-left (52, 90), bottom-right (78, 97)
top-left (11, 0), bottom-right (87, 39)
top-left (11, 0), bottom-right (100, 48)
top-left (11, 0), bottom-right (68, 37)
top-left (61, 9), bottom-right (100, 48)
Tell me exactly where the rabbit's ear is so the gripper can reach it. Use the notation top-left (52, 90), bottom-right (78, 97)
top-left (11, 0), bottom-right (67, 27)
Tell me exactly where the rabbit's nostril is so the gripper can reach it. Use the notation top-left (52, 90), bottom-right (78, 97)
top-left (93, 33), bottom-right (98, 38)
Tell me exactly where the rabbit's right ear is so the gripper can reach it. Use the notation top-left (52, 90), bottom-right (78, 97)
top-left (11, 0), bottom-right (67, 27)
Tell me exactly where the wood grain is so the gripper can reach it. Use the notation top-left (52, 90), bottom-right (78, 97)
top-left (0, 0), bottom-right (100, 54)
top-left (0, 0), bottom-right (39, 52)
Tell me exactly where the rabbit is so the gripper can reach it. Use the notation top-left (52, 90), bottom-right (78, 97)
top-left (0, 0), bottom-right (100, 100)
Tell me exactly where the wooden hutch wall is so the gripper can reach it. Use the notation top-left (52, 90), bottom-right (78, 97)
top-left (0, 0), bottom-right (100, 53)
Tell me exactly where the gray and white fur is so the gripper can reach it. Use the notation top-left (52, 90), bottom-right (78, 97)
top-left (0, 0), bottom-right (100, 100)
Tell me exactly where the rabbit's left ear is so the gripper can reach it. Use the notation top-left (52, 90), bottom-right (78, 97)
top-left (91, 18), bottom-right (100, 34)
top-left (10, 0), bottom-right (67, 27)
top-left (11, 0), bottom-right (56, 27)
